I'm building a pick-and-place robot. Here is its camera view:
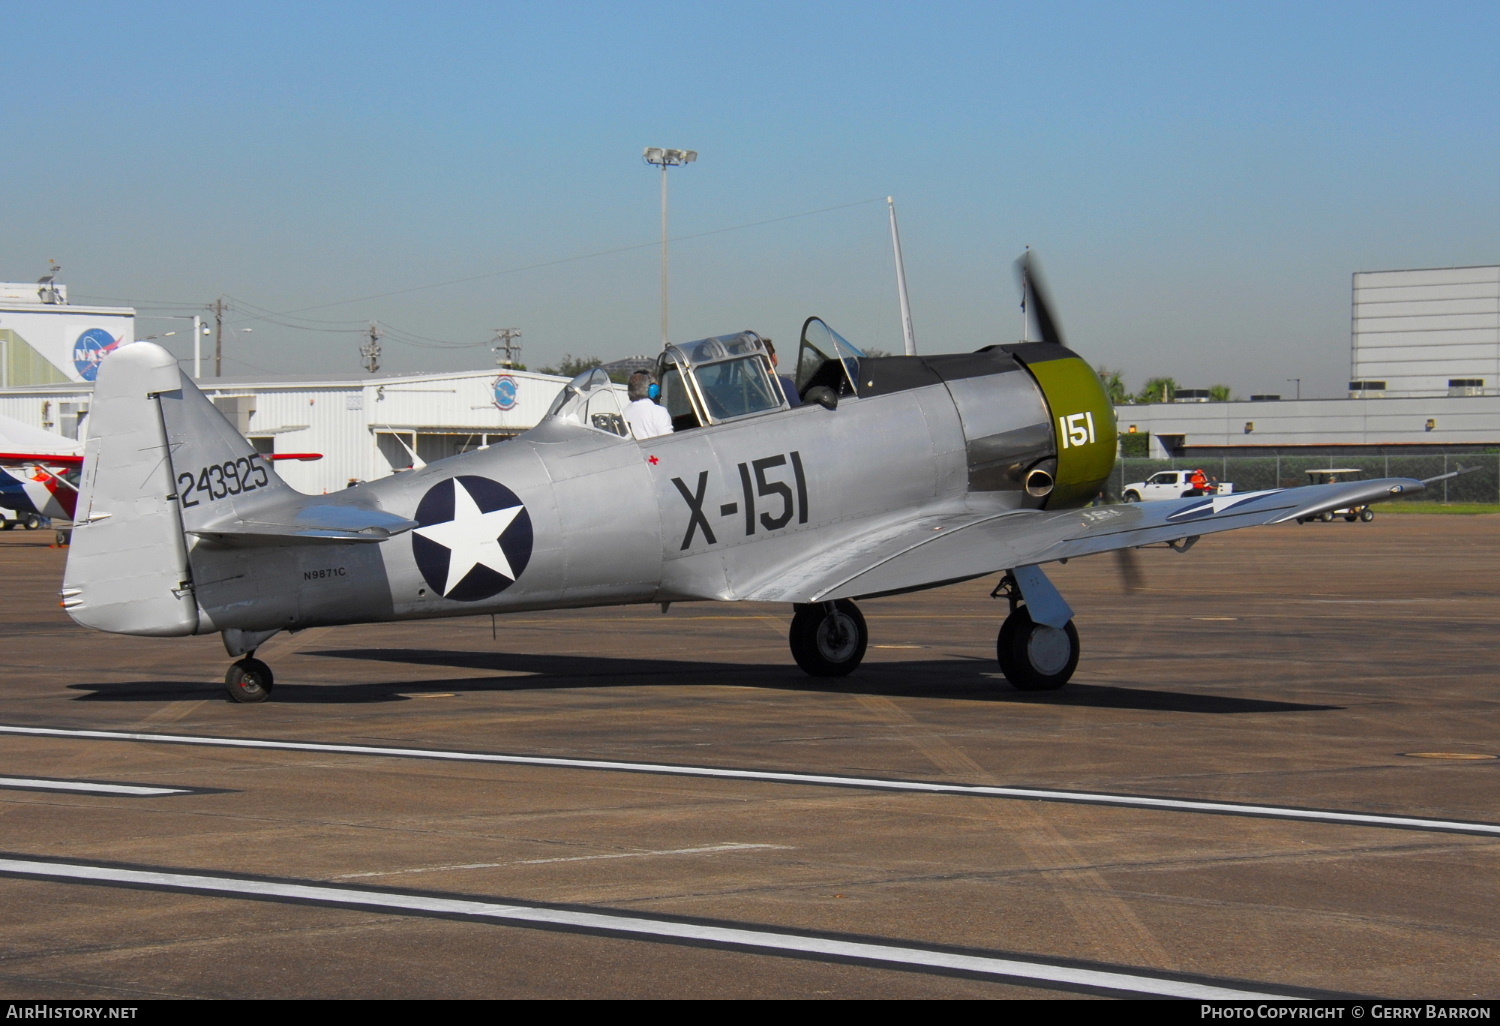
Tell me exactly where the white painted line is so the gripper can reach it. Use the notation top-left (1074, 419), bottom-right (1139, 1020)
top-left (0, 776), bottom-right (191, 797)
top-left (2, 724), bottom-right (1496, 837)
top-left (337, 843), bottom-right (791, 879)
top-left (0, 856), bottom-right (1301, 1000)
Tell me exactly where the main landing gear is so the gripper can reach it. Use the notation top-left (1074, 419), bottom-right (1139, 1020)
top-left (225, 657), bottom-right (274, 703)
top-left (789, 599), bottom-right (868, 676)
top-left (991, 570), bottom-right (1080, 691)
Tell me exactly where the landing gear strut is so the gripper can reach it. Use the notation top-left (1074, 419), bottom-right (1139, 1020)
top-left (789, 599), bottom-right (868, 677)
top-left (225, 657), bottom-right (274, 703)
top-left (991, 570), bottom-right (1080, 691)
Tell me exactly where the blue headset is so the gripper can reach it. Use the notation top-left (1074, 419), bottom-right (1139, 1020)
top-left (648, 383), bottom-right (661, 400)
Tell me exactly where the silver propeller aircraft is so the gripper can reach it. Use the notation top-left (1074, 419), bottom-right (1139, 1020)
top-left (62, 261), bottom-right (1443, 702)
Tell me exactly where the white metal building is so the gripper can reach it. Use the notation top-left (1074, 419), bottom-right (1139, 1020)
top-left (0, 282), bottom-right (135, 387)
top-left (1350, 265), bottom-right (1500, 397)
top-left (0, 364), bottom-right (571, 495)
top-left (1116, 393), bottom-right (1500, 457)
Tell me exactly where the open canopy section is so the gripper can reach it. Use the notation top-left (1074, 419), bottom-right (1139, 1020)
top-left (796, 318), bottom-right (865, 400)
top-left (545, 367), bottom-right (627, 437)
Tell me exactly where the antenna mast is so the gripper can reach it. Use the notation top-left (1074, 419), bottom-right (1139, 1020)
top-left (887, 198), bottom-right (917, 356)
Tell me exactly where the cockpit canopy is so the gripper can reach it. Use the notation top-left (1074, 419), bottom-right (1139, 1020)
top-left (656, 331), bottom-right (786, 430)
top-left (546, 320), bottom-right (869, 438)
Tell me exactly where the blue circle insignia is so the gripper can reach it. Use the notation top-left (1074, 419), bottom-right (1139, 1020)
top-left (492, 374), bottom-right (519, 411)
top-left (411, 476), bottom-right (533, 602)
top-left (73, 328), bottom-right (120, 381)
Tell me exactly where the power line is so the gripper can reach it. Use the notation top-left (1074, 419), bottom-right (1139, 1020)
top-left (278, 197), bottom-right (885, 315)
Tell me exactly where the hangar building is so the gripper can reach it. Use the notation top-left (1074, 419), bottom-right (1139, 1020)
top-left (0, 280), bottom-right (135, 386)
top-left (1348, 265), bottom-right (1500, 397)
top-left (0, 365), bottom-right (571, 495)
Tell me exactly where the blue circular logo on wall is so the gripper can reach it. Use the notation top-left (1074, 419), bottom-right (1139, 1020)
top-left (73, 328), bottom-right (121, 381)
top-left (492, 374), bottom-right (519, 411)
top-left (411, 476), bottom-right (533, 602)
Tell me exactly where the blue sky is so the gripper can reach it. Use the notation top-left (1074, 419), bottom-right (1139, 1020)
top-left (4, 1), bottom-right (1496, 395)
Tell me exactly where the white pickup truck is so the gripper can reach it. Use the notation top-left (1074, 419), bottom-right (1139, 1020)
top-left (1121, 470), bottom-right (1231, 502)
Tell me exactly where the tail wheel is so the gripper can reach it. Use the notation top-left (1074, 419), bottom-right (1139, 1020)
top-left (226, 658), bottom-right (274, 703)
top-left (996, 606), bottom-right (1080, 691)
top-left (789, 600), bottom-right (868, 677)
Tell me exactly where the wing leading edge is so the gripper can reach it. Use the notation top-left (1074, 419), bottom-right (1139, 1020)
top-left (738, 477), bottom-right (1427, 604)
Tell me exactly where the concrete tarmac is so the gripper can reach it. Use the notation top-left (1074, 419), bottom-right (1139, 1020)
top-left (0, 514), bottom-right (1494, 999)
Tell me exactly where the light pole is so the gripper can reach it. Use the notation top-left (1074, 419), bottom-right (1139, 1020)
top-left (137, 314), bottom-right (212, 378)
top-left (643, 147), bottom-right (697, 348)
top-left (1287, 377), bottom-right (1302, 400)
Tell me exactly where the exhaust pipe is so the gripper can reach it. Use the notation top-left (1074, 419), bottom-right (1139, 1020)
top-left (1025, 468), bottom-right (1055, 498)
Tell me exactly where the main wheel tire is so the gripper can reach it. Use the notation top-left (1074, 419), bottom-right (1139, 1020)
top-left (1123, 491), bottom-right (1141, 503)
top-left (996, 606), bottom-right (1080, 691)
top-left (1360, 508), bottom-right (1375, 522)
top-left (225, 658), bottom-right (274, 703)
top-left (789, 600), bottom-right (868, 677)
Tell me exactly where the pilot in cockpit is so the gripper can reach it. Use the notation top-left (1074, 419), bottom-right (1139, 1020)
top-left (764, 338), bottom-right (801, 408)
top-left (623, 370), bottom-right (674, 440)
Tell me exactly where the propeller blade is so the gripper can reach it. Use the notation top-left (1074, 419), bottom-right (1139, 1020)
top-left (1015, 251), bottom-right (1066, 348)
top-left (1114, 546), bottom-right (1143, 594)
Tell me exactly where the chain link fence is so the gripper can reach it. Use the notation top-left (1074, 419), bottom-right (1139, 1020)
top-left (1110, 453), bottom-right (1500, 504)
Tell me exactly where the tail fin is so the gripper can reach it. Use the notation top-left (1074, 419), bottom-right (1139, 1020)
top-left (61, 343), bottom-right (201, 635)
top-left (62, 342), bottom-right (417, 638)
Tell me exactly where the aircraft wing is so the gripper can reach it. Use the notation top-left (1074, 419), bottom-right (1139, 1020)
top-left (0, 452), bottom-right (84, 466)
top-left (739, 476), bottom-right (1428, 604)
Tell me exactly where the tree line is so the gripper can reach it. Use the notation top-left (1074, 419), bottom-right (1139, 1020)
top-left (1093, 368), bottom-right (1234, 405)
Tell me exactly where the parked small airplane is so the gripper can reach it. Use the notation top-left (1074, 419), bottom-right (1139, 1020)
top-left (0, 413), bottom-right (316, 532)
top-left (0, 414), bottom-right (84, 528)
top-left (60, 259), bottom-right (1444, 701)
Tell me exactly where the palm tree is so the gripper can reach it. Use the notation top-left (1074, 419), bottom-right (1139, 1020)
top-left (1094, 366), bottom-right (1130, 405)
top-left (1136, 376), bottom-right (1178, 404)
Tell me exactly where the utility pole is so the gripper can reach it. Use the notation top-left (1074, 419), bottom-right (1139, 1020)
top-left (361, 322), bottom-right (382, 373)
top-left (212, 297), bottom-right (226, 377)
top-left (192, 314), bottom-right (204, 380)
top-left (491, 327), bottom-right (522, 368)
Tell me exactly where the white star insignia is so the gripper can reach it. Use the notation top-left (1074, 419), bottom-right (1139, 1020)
top-left (1168, 489), bottom-right (1279, 520)
top-left (414, 479), bottom-right (524, 595)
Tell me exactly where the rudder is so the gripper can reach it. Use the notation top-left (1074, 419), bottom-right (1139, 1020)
top-left (61, 343), bottom-right (199, 635)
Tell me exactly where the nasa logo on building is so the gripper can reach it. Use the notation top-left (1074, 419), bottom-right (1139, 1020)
top-left (73, 328), bottom-right (123, 381)
top-left (492, 374), bottom-right (519, 411)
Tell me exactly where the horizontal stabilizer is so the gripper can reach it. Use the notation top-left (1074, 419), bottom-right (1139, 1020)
top-left (190, 502), bottom-right (418, 544)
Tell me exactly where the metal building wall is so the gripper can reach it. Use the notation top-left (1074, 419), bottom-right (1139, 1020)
top-left (1352, 266), bottom-right (1500, 395)
top-left (0, 364), bottom-right (571, 495)
top-left (1116, 393), bottom-right (1500, 452)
